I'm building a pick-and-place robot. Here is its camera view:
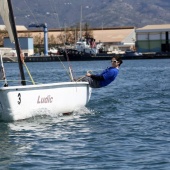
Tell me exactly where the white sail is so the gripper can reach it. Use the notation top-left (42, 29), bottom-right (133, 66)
top-left (0, 0), bottom-right (14, 42)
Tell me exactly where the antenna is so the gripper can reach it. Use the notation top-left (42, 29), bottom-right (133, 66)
top-left (80, 5), bottom-right (82, 40)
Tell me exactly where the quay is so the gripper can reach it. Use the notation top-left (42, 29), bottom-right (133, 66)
top-left (2, 52), bottom-right (170, 63)
top-left (24, 55), bottom-right (65, 62)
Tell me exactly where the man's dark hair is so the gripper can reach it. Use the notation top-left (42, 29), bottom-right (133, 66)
top-left (114, 55), bottom-right (123, 66)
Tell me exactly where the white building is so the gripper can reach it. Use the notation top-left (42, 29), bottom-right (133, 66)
top-left (136, 24), bottom-right (170, 53)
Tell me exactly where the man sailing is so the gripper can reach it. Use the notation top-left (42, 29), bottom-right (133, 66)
top-left (77, 55), bottom-right (123, 88)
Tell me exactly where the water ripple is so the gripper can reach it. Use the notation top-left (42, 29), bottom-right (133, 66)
top-left (1, 60), bottom-right (170, 169)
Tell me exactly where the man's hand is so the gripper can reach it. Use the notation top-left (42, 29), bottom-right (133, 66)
top-left (86, 73), bottom-right (91, 77)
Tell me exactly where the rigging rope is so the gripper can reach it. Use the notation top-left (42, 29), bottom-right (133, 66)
top-left (0, 79), bottom-right (39, 84)
top-left (0, 52), bottom-right (8, 86)
top-left (23, 0), bottom-right (39, 25)
top-left (48, 0), bottom-right (76, 81)
top-left (49, 0), bottom-right (61, 29)
top-left (74, 70), bottom-right (93, 82)
top-left (20, 51), bottom-right (35, 85)
top-left (23, 62), bottom-right (35, 85)
top-left (23, 0), bottom-right (77, 82)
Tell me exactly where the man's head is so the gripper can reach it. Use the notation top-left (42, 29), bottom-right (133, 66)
top-left (111, 56), bottom-right (123, 67)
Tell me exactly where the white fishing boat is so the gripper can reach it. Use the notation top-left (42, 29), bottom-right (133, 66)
top-left (0, 0), bottom-right (91, 121)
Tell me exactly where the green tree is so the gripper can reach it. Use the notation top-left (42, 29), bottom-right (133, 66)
top-left (33, 33), bottom-right (43, 53)
top-left (57, 23), bottom-right (93, 45)
top-left (0, 29), bottom-right (8, 46)
top-left (48, 34), bottom-right (58, 47)
top-left (19, 32), bottom-right (32, 37)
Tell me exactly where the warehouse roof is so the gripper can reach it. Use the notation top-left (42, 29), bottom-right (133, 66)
top-left (17, 26), bottom-right (135, 44)
top-left (136, 24), bottom-right (170, 33)
top-left (93, 29), bottom-right (134, 43)
top-left (0, 25), bottom-right (27, 31)
top-left (47, 27), bottom-right (135, 43)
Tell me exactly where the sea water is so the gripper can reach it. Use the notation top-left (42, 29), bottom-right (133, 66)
top-left (0, 59), bottom-right (170, 169)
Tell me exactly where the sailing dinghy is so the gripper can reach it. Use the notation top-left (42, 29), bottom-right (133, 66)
top-left (0, 0), bottom-right (91, 121)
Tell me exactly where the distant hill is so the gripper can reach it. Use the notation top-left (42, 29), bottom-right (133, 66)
top-left (1, 0), bottom-right (170, 29)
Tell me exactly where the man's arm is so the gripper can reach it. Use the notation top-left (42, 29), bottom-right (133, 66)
top-left (86, 73), bottom-right (104, 81)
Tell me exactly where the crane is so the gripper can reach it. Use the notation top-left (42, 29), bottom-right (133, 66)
top-left (29, 23), bottom-right (48, 56)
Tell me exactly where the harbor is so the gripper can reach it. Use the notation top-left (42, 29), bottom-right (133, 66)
top-left (2, 24), bottom-right (170, 63)
top-left (2, 51), bottom-right (170, 63)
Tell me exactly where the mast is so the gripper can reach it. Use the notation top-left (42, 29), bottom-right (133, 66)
top-left (7, 0), bottom-right (26, 85)
top-left (79, 5), bottom-right (82, 40)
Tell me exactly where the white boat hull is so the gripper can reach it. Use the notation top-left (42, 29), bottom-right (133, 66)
top-left (0, 82), bottom-right (91, 121)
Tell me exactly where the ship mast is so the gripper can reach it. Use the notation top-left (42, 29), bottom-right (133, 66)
top-left (79, 5), bottom-right (82, 40)
top-left (7, 0), bottom-right (26, 85)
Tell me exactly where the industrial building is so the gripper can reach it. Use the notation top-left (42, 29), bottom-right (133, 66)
top-left (3, 37), bottom-right (34, 56)
top-left (0, 25), bottom-right (33, 56)
top-left (2, 24), bottom-right (170, 55)
top-left (136, 24), bottom-right (170, 53)
top-left (1, 25), bottom-right (136, 55)
top-left (92, 27), bottom-right (135, 52)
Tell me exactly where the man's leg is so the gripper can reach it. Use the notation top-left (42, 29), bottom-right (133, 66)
top-left (80, 76), bottom-right (100, 88)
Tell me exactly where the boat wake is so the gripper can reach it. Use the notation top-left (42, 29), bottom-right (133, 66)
top-left (45, 106), bottom-right (95, 122)
top-left (72, 106), bottom-right (94, 115)
top-left (0, 106), bottom-right (95, 123)
top-left (52, 106), bottom-right (95, 121)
